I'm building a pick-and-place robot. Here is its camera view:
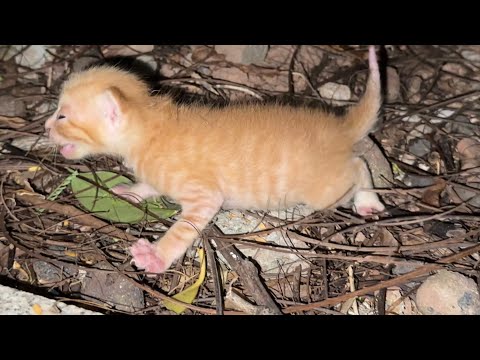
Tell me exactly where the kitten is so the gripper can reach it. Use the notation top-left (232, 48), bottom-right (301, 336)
top-left (45, 45), bottom-right (385, 274)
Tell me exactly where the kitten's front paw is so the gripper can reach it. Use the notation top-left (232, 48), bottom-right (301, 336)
top-left (111, 184), bottom-right (143, 203)
top-left (130, 239), bottom-right (166, 274)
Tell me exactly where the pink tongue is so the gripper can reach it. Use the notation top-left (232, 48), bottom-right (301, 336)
top-left (60, 144), bottom-right (75, 157)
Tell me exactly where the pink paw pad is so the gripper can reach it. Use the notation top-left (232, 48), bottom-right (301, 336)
top-left (357, 206), bottom-right (377, 216)
top-left (130, 239), bottom-right (166, 274)
top-left (356, 202), bottom-right (385, 216)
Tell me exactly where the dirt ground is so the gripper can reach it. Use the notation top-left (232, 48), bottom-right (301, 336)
top-left (1, 45), bottom-right (480, 315)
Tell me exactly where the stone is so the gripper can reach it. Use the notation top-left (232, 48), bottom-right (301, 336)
top-left (436, 109), bottom-right (455, 119)
top-left (14, 45), bottom-right (54, 69)
top-left (318, 82), bottom-right (351, 101)
top-left (103, 45), bottom-right (154, 57)
top-left (385, 67), bottom-right (401, 103)
top-left (402, 174), bottom-right (436, 187)
top-left (72, 56), bottom-right (98, 72)
top-left (10, 135), bottom-right (51, 152)
top-left (410, 124), bottom-right (433, 138)
top-left (446, 121), bottom-right (477, 136)
top-left (405, 114), bottom-right (422, 123)
top-left (81, 263), bottom-right (145, 312)
top-left (0, 283), bottom-right (101, 315)
top-left (399, 153), bottom-right (416, 165)
top-left (137, 55), bottom-right (158, 71)
top-left (406, 76), bottom-right (422, 102)
top-left (33, 261), bottom-right (76, 284)
top-left (461, 50), bottom-right (480, 62)
top-left (409, 138), bottom-right (431, 157)
top-left (215, 45), bottom-right (268, 65)
top-left (214, 210), bottom-right (313, 273)
top-left (392, 262), bottom-right (423, 275)
top-left (415, 270), bottom-right (480, 315)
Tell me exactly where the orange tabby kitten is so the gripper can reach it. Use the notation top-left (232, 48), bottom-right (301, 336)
top-left (45, 46), bottom-right (384, 274)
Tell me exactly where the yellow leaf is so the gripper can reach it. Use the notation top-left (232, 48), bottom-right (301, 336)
top-left (64, 250), bottom-right (77, 258)
top-left (32, 304), bottom-right (43, 315)
top-left (245, 222), bottom-right (268, 243)
top-left (28, 166), bottom-right (42, 172)
top-left (164, 248), bottom-right (206, 314)
top-left (392, 163), bottom-right (404, 177)
top-left (63, 220), bottom-right (70, 227)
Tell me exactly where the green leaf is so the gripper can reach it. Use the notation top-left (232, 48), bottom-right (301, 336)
top-left (47, 168), bottom-right (79, 201)
top-left (70, 171), bottom-right (179, 224)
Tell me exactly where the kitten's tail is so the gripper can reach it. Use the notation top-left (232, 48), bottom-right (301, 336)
top-left (342, 45), bottom-right (381, 143)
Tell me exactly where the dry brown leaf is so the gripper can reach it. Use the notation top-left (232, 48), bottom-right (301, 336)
top-left (421, 178), bottom-right (447, 207)
top-left (457, 138), bottom-right (480, 170)
top-left (372, 228), bottom-right (399, 247)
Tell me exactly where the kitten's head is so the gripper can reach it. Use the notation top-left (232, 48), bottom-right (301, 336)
top-left (45, 66), bottom-right (149, 159)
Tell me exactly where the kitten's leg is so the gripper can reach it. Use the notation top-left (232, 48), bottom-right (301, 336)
top-left (130, 192), bottom-right (223, 273)
top-left (111, 182), bottom-right (159, 203)
top-left (352, 157), bottom-right (385, 216)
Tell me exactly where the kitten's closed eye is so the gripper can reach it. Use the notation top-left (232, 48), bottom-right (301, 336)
top-left (57, 114), bottom-right (66, 120)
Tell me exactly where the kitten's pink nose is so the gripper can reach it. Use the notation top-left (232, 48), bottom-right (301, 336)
top-left (44, 116), bottom-right (55, 137)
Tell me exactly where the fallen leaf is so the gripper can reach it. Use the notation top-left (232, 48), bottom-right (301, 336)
top-left (421, 178), bottom-right (447, 207)
top-left (64, 250), bottom-right (78, 258)
top-left (457, 138), bottom-right (480, 170)
top-left (71, 171), bottom-right (179, 224)
top-left (372, 228), bottom-right (399, 247)
top-left (164, 249), bottom-right (206, 314)
top-left (244, 222), bottom-right (268, 243)
top-left (32, 304), bottom-right (43, 315)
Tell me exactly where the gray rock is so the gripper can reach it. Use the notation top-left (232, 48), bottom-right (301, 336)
top-left (409, 138), bottom-right (431, 157)
top-left (10, 135), bottom-right (51, 152)
top-left (103, 45), bottom-right (154, 57)
top-left (453, 186), bottom-right (480, 208)
top-left (318, 82), bottom-right (352, 101)
top-left (13, 45), bottom-right (53, 69)
top-left (72, 56), bottom-right (98, 72)
top-left (416, 270), bottom-right (480, 315)
top-left (446, 121), bottom-right (477, 136)
top-left (385, 67), bottom-right (401, 103)
top-left (33, 261), bottom-right (76, 284)
top-left (462, 50), bottom-right (480, 62)
top-left (138, 55), bottom-right (158, 71)
top-left (215, 45), bottom-right (268, 65)
top-left (392, 262), bottom-right (423, 275)
top-left (0, 283), bottom-right (101, 315)
top-left (214, 210), bottom-right (313, 273)
top-left (33, 260), bottom-right (144, 313)
top-left (81, 263), bottom-right (144, 312)
top-left (402, 174), bottom-right (436, 187)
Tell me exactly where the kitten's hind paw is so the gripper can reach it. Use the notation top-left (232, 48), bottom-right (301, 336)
top-left (353, 192), bottom-right (385, 217)
top-left (130, 239), bottom-right (166, 274)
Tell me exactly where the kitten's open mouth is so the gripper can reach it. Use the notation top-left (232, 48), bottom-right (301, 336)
top-left (59, 143), bottom-right (75, 157)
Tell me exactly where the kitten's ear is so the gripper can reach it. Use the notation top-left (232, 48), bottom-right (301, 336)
top-left (99, 87), bottom-right (126, 128)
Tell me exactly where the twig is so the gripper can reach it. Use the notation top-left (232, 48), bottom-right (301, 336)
top-left (214, 232), bottom-right (282, 315)
top-left (204, 237), bottom-right (224, 315)
top-left (282, 242), bottom-right (480, 313)
top-left (14, 190), bottom-right (138, 242)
